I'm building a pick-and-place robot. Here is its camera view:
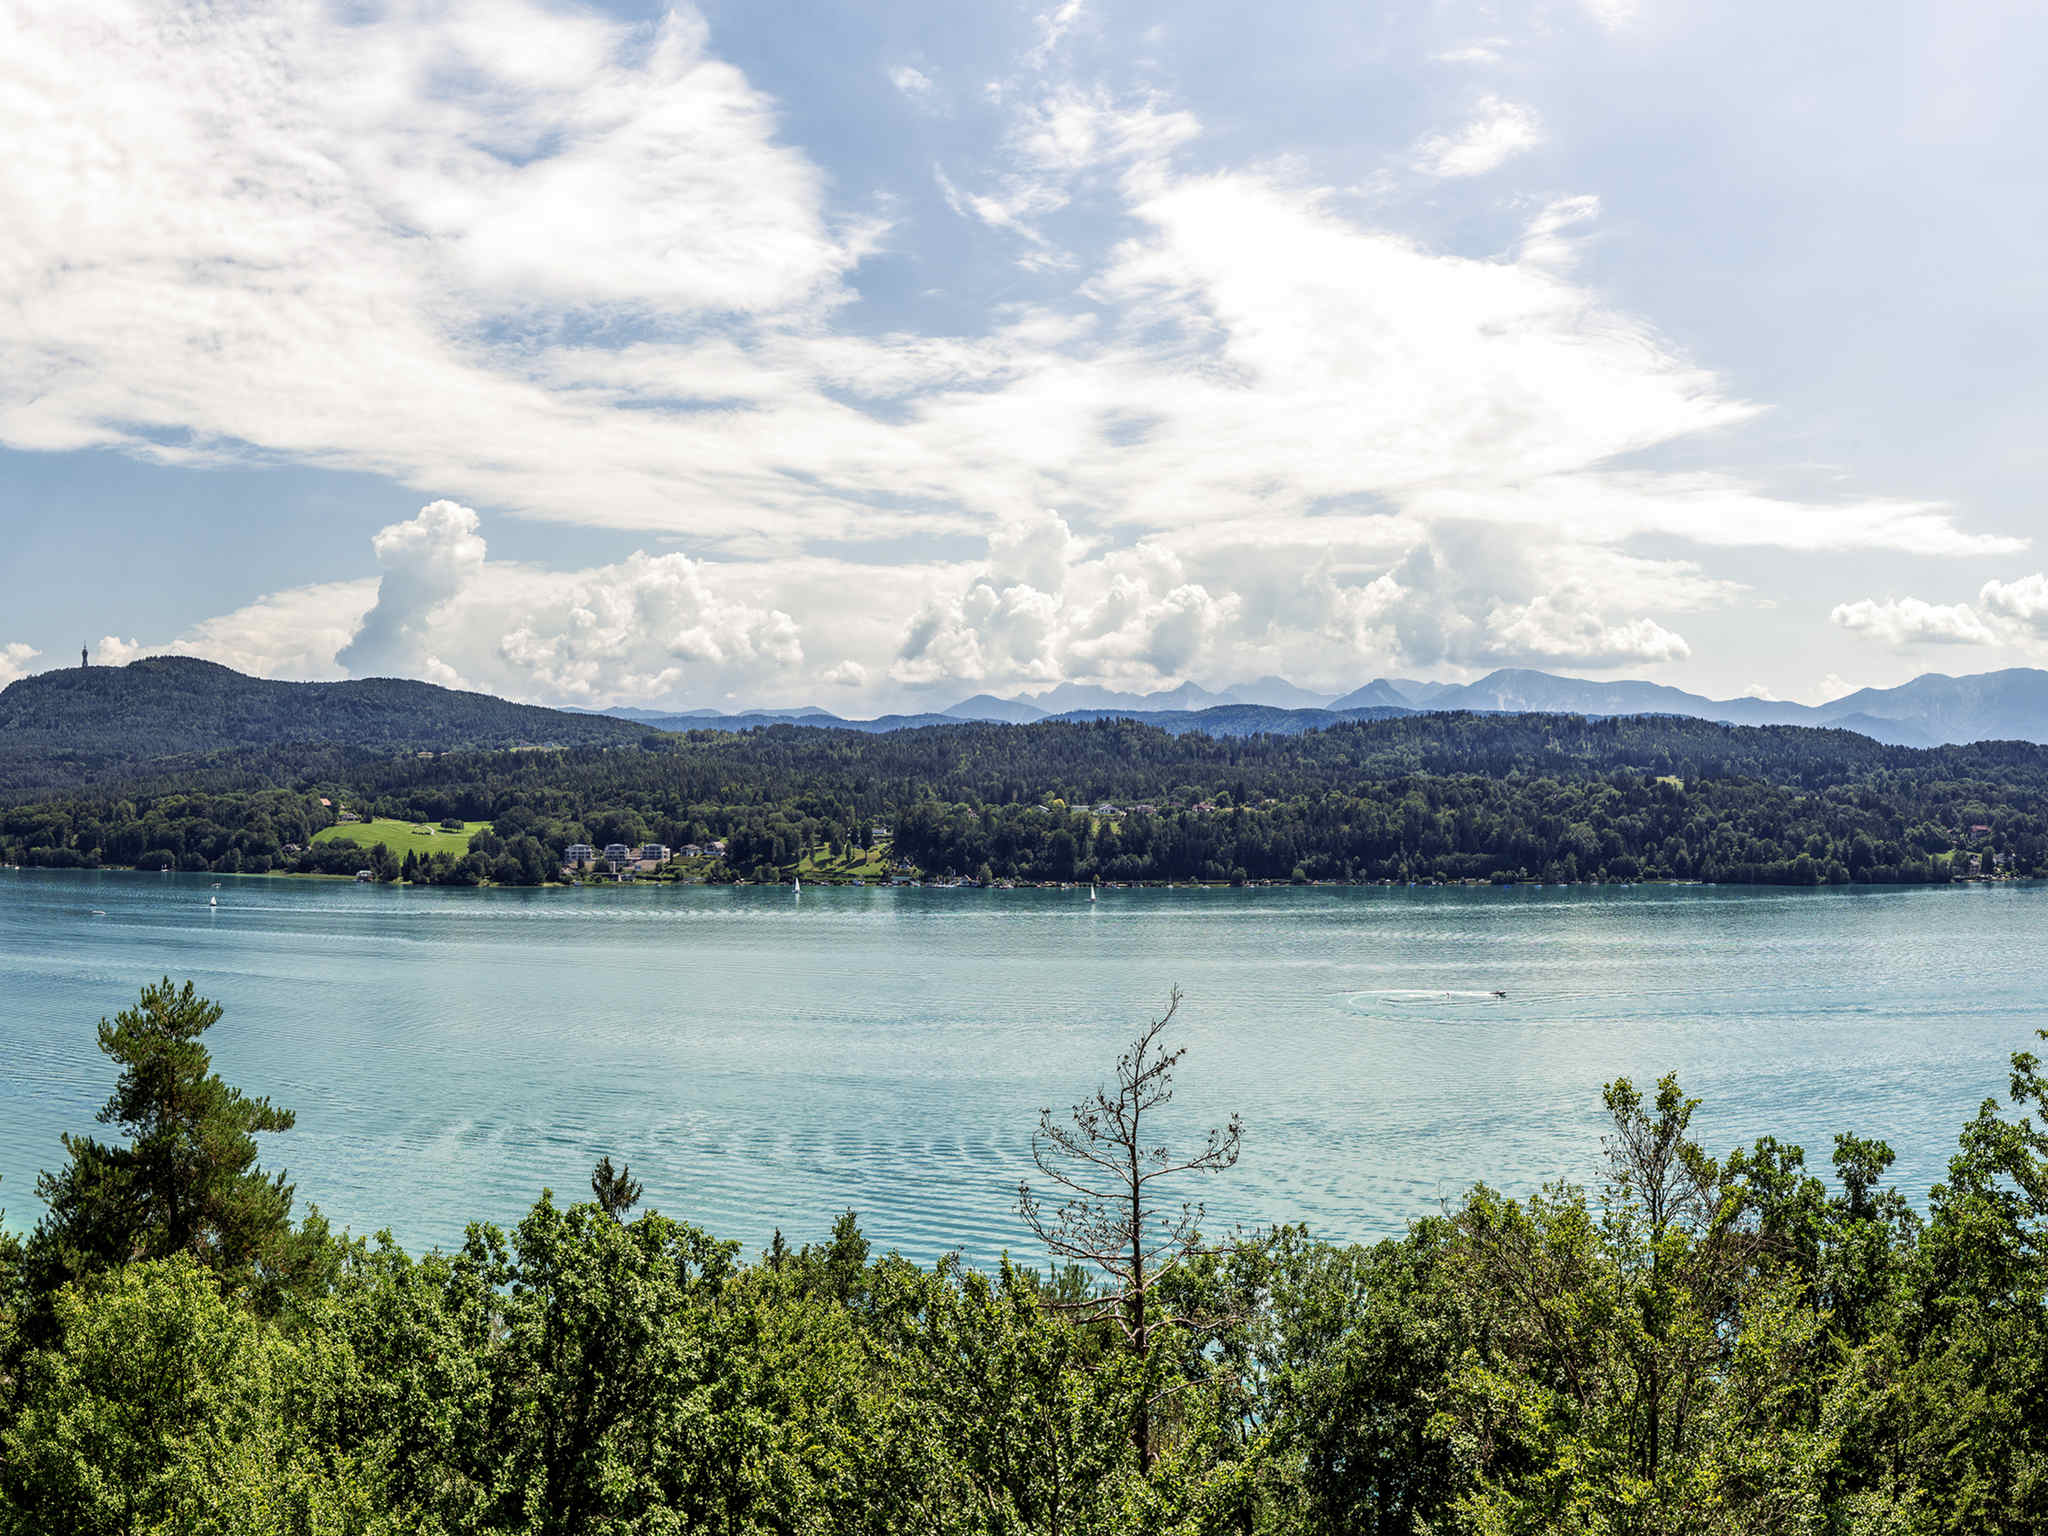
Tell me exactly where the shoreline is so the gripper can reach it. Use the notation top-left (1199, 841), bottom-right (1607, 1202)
top-left (5, 863), bottom-right (2038, 894)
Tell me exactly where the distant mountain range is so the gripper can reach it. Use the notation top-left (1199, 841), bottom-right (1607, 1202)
top-left (569, 666), bottom-right (2048, 745)
top-left (10, 661), bottom-right (2048, 789)
top-left (924, 667), bottom-right (2048, 747)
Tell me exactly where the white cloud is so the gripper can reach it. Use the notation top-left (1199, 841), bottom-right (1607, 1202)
top-left (1484, 596), bottom-right (1691, 665)
top-left (1408, 474), bottom-right (2022, 557)
top-left (988, 510), bottom-right (1084, 592)
top-left (491, 551), bottom-right (802, 702)
top-left (329, 503), bottom-right (805, 702)
top-left (887, 518), bottom-right (1702, 695)
top-left (1012, 87), bottom-right (1198, 173)
top-left (0, 643), bottom-right (41, 688)
top-left (90, 506), bottom-right (810, 706)
top-left (1829, 596), bottom-right (2000, 647)
top-left (1580, 0), bottom-right (1640, 30)
top-left (1519, 195), bottom-right (1602, 269)
top-left (890, 64), bottom-right (936, 101)
top-left (0, 0), bottom-right (2021, 707)
top-left (1979, 571), bottom-right (2048, 634)
top-left (95, 580), bottom-right (377, 681)
top-left (1414, 97), bottom-right (1542, 178)
top-left (1434, 40), bottom-right (1510, 65)
top-left (1027, 0), bottom-right (1087, 70)
top-left (338, 501), bottom-right (489, 679)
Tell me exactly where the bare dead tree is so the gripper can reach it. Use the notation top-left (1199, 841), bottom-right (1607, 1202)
top-left (1016, 986), bottom-right (1243, 1470)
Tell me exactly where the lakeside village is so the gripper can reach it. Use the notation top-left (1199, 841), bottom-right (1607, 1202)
top-left (264, 792), bottom-right (2030, 891)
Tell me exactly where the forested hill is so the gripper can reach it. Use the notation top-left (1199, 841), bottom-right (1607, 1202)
top-left (0, 656), bottom-right (650, 766)
top-left (8, 708), bottom-right (2048, 886)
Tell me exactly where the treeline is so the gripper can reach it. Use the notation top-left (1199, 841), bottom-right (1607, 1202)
top-left (1, 980), bottom-right (2045, 1533)
top-left (5, 713), bottom-right (2048, 883)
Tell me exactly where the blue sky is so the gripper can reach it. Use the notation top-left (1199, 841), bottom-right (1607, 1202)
top-left (3, 0), bottom-right (2046, 711)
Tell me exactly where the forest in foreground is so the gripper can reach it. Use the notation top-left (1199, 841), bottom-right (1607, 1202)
top-left (1, 980), bottom-right (2044, 1534)
top-left (7, 712), bottom-right (2048, 886)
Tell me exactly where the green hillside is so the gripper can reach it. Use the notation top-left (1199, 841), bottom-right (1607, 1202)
top-left (0, 656), bottom-right (653, 780)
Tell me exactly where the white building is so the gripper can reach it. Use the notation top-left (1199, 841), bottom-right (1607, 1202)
top-left (603, 843), bottom-right (633, 863)
top-left (565, 843), bottom-right (597, 863)
top-left (640, 842), bottom-right (670, 862)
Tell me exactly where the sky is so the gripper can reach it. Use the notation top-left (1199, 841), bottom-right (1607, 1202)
top-left (3, 0), bottom-right (2047, 713)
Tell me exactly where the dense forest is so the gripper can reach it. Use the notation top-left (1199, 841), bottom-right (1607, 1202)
top-left (0, 657), bottom-right (644, 787)
top-left (2, 979), bottom-right (2044, 1533)
top-left (5, 711), bottom-right (2048, 886)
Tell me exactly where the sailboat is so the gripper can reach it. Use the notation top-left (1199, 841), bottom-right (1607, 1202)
top-left (1089, 883), bottom-right (1096, 902)
top-left (209, 895), bottom-right (217, 907)
top-left (793, 874), bottom-right (801, 897)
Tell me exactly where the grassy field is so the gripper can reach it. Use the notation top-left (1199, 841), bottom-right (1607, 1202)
top-left (311, 818), bottom-right (488, 860)
top-left (794, 844), bottom-right (893, 880)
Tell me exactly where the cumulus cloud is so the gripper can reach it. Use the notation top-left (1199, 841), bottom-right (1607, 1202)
top-left (0, 643), bottom-right (41, 688)
top-left (988, 510), bottom-right (1083, 592)
top-left (888, 518), bottom-right (1697, 695)
top-left (1979, 571), bottom-right (2048, 634)
top-left (318, 504), bottom-right (808, 702)
top-left (91, 505), bottom-right (810, 705)
top-left (1484, 596), bottom-right (1691, 665)
top-left (338, 502), bottom-right (489, 679)
top-left (1414, 97), bottom-right (1542, 178)
top-left (492, 551), bottom-right (802, 702)
top-left (1820, 572), bottom-right (2048, 656)
top-left (1829, 596), bottom-right (1999, 647)
top-left (94, 580), bottom-right (377, 681)
top-left (0, 0), bottom-right (2022, 707)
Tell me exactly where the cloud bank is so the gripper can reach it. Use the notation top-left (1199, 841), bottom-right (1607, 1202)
top-left (0, 0), bottom-right (2031, 706)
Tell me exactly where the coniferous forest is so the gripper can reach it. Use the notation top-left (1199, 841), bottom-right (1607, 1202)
top-left (1, 979), bottom-right (2045, 1533)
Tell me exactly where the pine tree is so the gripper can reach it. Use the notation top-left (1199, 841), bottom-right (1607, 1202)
top-left (29, 979), bottom-right (333, 1309)
top-left (590, 1155), bottom-right (643, 1220)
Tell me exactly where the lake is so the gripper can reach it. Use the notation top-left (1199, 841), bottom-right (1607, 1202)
top-left (2, 869), bottom-right (2042, 1261)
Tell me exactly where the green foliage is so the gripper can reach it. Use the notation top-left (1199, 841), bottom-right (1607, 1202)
top-left (9, 710), bottom-right (2048, 884)
top-left (0, 1256), bottom-right (380, 1536)
top-left (27, 979), bottom-right (337, 1313)
top-left (3, 986), bottom-right (2047, 1534)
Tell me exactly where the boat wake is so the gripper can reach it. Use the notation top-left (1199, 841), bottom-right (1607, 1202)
top-left (1348, 988), bottom-right (1512, 1011)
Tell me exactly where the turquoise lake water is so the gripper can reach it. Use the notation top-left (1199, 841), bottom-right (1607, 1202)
top-left (2, 868), bottom-right (2042, 1261)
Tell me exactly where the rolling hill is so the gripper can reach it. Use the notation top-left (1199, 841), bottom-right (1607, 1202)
top-left (0, 657), bottom-right (653, 760)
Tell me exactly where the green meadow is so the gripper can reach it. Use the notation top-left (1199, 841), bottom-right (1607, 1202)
top-left (793, 843), bottom-right (893, 880)
top-left (310, 818), bottom-right (489, 860)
